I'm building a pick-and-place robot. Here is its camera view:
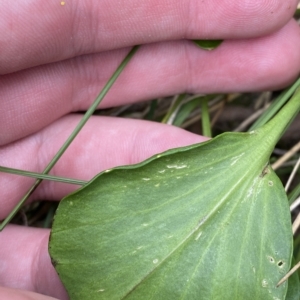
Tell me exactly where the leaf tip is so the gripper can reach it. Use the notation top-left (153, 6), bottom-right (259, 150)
top-left (193, 39), bottom-right (223, 50)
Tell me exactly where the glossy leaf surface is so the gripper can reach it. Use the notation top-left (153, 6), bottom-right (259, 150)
top-left (49, 94), bottom-right (300, 299)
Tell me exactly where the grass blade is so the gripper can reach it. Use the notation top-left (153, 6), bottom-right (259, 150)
top-left (201, 97), bottom-right (212, 137)
top-left (249, 78), bottom-right (300, 131)
top-left (0, 46), bottom-right (139, 231)
top-left (0, 166), bottom-right (87, 185)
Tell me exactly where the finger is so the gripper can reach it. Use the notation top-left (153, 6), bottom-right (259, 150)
top-left (0, 115), bottom-right (207, 219)
top-left (0, 287), bottom-right (60, 300)
top-left (1, 0), bottom-right (297, 73)
top-left (1, 20), bottom-right (300, 145)
top-left (0, 225), bottom-right (68, 300)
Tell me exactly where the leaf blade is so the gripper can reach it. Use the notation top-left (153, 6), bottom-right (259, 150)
top-left (49, 91), bottom-right (300, 299)
top-left (50, 129), bottom-right (292, 299)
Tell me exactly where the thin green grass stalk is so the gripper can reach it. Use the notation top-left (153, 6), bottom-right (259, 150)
top-left (289, 182), bottom-right (300, 205)
top-left (173, 94), bottom-right (218, 127)
top-left (273, 87), bottom-right (300, 141)
top-left (0, 46), bottom-right (139, 231)
top-left (43, 204), bottom-right (56, 228)
top-left (201, 98), bottom-right (212, 137)
top-left (0, 166), bottom-right (87, 186)
top-left (145, 100), bottom-right (158, 121)
top-left (249, 77), bottom-right (300, 131)
top-left (161, 94), bottom-right (186, 124)
top-left (294, 235), bottom-right (300, 262)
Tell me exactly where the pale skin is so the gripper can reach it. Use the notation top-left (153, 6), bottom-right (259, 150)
top-left (1, 0), bottom-right (300, 299)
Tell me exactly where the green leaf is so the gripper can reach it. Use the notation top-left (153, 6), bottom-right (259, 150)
top-left (249, 77), bottom-right (300, 131)
top-left (173, 95), bottom-right (217, 127)
top-left (193, 40), bottom-right (223, 50)
top-left (173, 96), bottom-right (201, 126)
top-left (288, 182), bottom-right (300, 205)
top-left (49, 93), bottom-right (300, 299)
top-left (161, 94), bottom-right (186, 124)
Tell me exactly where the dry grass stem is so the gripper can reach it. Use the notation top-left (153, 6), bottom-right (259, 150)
top-left (290, 196), bottom-right (300, 212)
top-left (211, 99), bottom-right (226, 127)
top-left (182, 100), bottom-right (226, 129)
top-left (272, 141), bottom-right (300, 170)
top-left (276, 260), bottom-right (300, 287)
top-left (233, 103), bottom-right (270, 132)
top-left (285, 156), bottom-right (300, 192)
top-left (292, 212), bottom-right (300, 235)
top-left (254, 91), bottom-right (272, 109)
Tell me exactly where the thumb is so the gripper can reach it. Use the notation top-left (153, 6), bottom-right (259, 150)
top-left (0, 286), bottom-right (61, 300)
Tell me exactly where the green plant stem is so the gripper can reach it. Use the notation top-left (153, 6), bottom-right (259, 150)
top-left (201, 98), bottom-right (212, 137)
top-left (0, 166), bottom-right (87, 186)
top-left (289, 182), bottom-right (300, 205)
top-left (0, 45), bottom-right (139, 231)
top-left (249, 77), bottom-right (300, 131)
top-left (162, 94), bottom-right (186, 124)
top-left (145, 100), bottom-right (158, 121)
top-left (263, 86), bottom-right (300, 144)
top-left (43, 205), bottom-right (56, 228)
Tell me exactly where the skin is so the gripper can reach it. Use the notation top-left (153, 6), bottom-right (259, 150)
top-left (0, 0), bottom-right (300, 299)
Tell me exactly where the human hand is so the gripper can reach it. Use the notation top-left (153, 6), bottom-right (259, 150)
top-left (1, 1), bottom-right (300, 299)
